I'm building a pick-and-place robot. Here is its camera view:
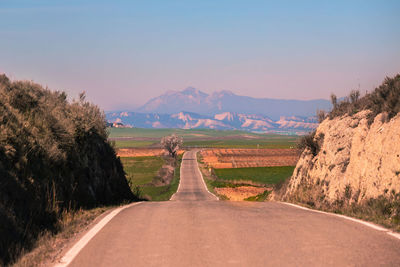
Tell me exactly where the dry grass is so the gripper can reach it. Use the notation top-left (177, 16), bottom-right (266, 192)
top-left (11, 206), bottom-right (112, 267)
top-left (283, 183), bottom-right (400, 232)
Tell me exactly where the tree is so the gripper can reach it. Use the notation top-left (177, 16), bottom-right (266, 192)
top-left (161, 134), bottom-right (183, 158)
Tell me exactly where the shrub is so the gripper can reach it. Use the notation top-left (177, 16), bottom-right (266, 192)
top-left (297, 131), bottom-right (324, 157)
top-left (328, 74), bottom-right (400, 124)
top-left (0, 74), bottom-right (136, 265)
top-left (368, 74), bottom-right (400, 122)
top-left (316, 109), bottom-right (327, 123)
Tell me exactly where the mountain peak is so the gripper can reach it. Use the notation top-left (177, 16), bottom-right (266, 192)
top-left (181, 87), bottom-right (208, 96)
top-left (137, 87), bottom-right (331, 119)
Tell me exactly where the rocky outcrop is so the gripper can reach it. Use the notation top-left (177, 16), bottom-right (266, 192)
top-left (284, 110), bottom-right (400, 204)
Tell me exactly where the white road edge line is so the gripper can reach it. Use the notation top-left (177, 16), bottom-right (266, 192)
top-left (54, 202), bottom-right (142, 267)
top-left (170, 150), bottom-right (219, 200)
top-left (281, 202), bottom-right (400, 240)
top-left (194, 151), bottom-right (219, 200)
top-left (169, 151), bottom-right (185, 201)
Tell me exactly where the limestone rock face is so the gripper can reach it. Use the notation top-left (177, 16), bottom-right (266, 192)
top-left (284, 110), bottom-right (400, 202)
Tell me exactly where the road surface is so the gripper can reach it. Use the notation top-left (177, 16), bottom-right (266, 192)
top-left (68, 150), bottom-right (400, 266)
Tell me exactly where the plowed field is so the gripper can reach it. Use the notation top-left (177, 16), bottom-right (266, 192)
top-left (117, 148), bottom-right (184, 157)
top-left (200, 148), bottom-right (300, 169)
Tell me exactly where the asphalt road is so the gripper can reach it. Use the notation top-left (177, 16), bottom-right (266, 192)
top-left (69, 150), bottom-right (400, 266)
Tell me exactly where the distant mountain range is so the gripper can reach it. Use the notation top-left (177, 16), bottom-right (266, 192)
top-left (106, 111), bottom-right (319, 134)
top-left (136, 87), bottom-right (331, 120)
top-left (106, 87), bottom-right (330, 133)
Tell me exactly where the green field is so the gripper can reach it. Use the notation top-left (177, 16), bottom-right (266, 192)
top-left (108, 128), bottom-right (264, 139)
top-left (120, 155), bottom-right (182, 201)
top-left (214, 166), bottom-right (295, 185)
top-left (183, 139), bottom-right (296, 149)
top-left (120, 156), bottom-right (164, 186)
top-left (140, 161), bottom-right (181, 201)
top-left (109, 128), bottom-right (298, 149)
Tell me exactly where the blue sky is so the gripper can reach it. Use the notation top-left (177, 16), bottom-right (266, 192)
top-left (1, 0), bottom-right (399, 110)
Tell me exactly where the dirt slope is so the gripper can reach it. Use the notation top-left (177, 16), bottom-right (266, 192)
top-left (282, 110), bottom-right (400, 203)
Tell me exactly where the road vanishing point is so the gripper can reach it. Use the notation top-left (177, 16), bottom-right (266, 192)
top-left (65, 151), bottom-right (400, 266)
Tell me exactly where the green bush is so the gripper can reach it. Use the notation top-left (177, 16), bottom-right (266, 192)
top-left (0, 75), bottom-right (136, 265)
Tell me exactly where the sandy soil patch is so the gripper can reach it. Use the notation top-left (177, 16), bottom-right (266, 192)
top-left (215, 186), bottom-right (270, 201)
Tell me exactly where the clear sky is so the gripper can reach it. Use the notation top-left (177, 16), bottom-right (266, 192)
top-left (1, 0), bottom-right (399, 111)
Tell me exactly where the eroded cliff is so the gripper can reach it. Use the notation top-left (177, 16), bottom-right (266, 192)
top-left (284, 110), bottom-right (400, 205)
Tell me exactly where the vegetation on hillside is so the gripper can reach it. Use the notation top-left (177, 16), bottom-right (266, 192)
top-left (0, 75), bottom-right (136, 265)
top-left (297, 74), bottom-right (400, 155)
top-left (286, 74), bottom-right (400, 231)
top-left (328, 74), bottom-right (400, 123)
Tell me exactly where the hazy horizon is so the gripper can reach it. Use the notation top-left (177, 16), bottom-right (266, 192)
top-left (1, 0), bottom-right (399, 111)
top-left (105, 86), bottom-right (333, 112)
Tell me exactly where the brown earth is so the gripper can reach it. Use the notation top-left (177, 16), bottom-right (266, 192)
top-left (214, 186), bottom-right (269, 201)
top-left (283, 111), bottom-right (400, 203)
top-left (117, 148), bottom-right (184, 157)
top-left (200, 148), bottom-right (299, 169)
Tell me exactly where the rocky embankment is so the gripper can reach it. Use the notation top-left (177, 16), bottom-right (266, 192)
top-left (279, 110), bottom-right (400, 226)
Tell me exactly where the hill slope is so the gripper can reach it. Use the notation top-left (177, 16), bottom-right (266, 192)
top-left (0, 75), bottom-right (135, 265)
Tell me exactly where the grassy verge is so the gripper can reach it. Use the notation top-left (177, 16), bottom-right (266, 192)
top-left (141, 155), bottom-right (182, 201)
top-left (12, 206), bottom-right (113, 267)
top-left (121, 155), bottom-right (183, 201)
top-left (197, 158), bottom-right (226, 200)
top-left (214, 166), bottom-right (295, 186)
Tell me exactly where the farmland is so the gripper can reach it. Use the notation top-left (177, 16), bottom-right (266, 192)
top-left (214, 166), bottom-right (295, 185)
top-left (111, 128), bottom-right (301, 202)
top-left (199, 148), bottom-right (299, 168)
top-left (120, 156), bottom-right (164, 186)
top-left (196, 147), bottom-right (298, 201)
top-left (199, 164), bottom-right (295, 201)
top-left (120, 155), bottom-right (182, 201)
top-left (108, 128), bottom-right (299, 149)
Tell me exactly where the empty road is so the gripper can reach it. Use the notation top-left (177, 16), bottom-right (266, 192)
top-left (67, 151), bottom-right (400, 266)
